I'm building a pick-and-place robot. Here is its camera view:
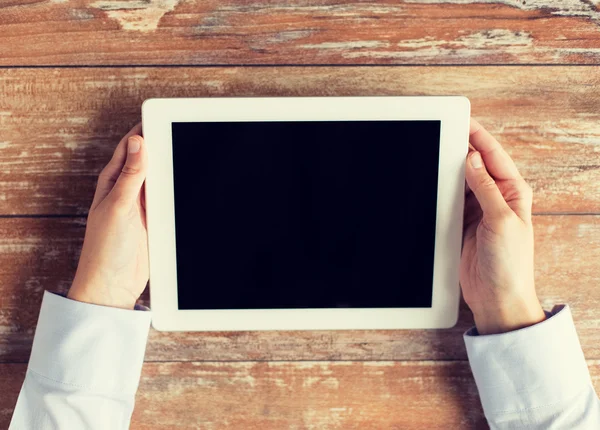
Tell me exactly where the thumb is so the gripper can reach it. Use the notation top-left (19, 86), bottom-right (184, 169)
top-left (108, 135), bottom-right (147, 209)
top-left (465, 151), bottom-right (510, 219)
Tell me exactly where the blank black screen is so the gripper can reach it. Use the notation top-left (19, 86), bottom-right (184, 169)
top-left (172, 121), bottom-right (441, 309)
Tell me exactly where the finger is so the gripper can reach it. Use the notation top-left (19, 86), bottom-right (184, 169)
top-left (465, 150), bottom-right (511, 220)
top-left (107, 135), bottom-right (148, 210)
top-left (91, 122), bottom-right (142, 211)
top-left (469, 119), bottom-right (534, 222)
top-left (469, 118), bottom-right (521, 181)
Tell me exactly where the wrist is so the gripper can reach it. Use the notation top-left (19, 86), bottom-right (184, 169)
top-left (68, 282), bottom-right (137, 310)
top-left (472, 296), bottom-right (546, 335)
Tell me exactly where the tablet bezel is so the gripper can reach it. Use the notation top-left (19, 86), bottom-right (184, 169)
top-left (142, 96), bottom-right (470, 331)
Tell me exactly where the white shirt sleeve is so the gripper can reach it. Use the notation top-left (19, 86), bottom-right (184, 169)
top-left (12, 291), bottom-right (599, 429)
top-left (9, 290), bottom-right (152, 430)
top-left (464, 304), bottom-right (600, 429)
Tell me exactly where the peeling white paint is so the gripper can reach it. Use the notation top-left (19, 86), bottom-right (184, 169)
top-left (70, 9), bottom-right (95, 20)
top-left (84, 80), bottom-right (119, 89)
top-left (194, 377), bottom-right (216, 387)
top-left (301, 376), bottom-right (340, 389)
top-left (0, 181), bottom-right (33, 189)
top-left (578, 223), bottom-right (594, 238)
top-left (203, 80), bottom-right (225, 91)
top-left (66, 117), bottom-right (89, 125)
top-left (0, 243), bottom-right (38, 253)
top-left (217, 4), bottom-right (404, 15)
top-left (266, 30), bottom-right (314, 44)
top-left (344, 29), bottom-right (533, 59)
top-left (126, 73), bottom-right (149, 80)
top-left (551, 47), bottom-right (600, 60)
top-left (321, 377), bottom-right (339, 389)
top-left (266, 377), bottom-right (288, 388)
top-left (229, 374), bottom-right (256, 387)
top-left (302, 40), bottom-right (391, 50)
top-left (543, 126), bottom-right (600, 146)
top-left (529, 143), bottom-right (557, 150)
top-left (402, 0), bottom-right (600, 23)
top-left (269, 361), bottom-right (325, 369)
top-left (302, 376), bottom-right (321, 388)
top-left (64, 142), bottom-right (78, 150)
top-left (396, 36), bottom-right (445, 49)
top-left (90, 0), bottom-right (180, 32)
top-left (455, 29), bottom-right (533, 48)
top-left (364, 361), bottom-right (395, 367)
top-left (0, 141), bottom-right (10, 149)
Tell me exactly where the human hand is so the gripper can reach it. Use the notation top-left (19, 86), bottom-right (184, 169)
top-left (67, 123), bottom-right (148, 310)
top-left (460, 118), bottom-right (546, 335)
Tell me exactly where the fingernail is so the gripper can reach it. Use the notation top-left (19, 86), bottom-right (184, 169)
top-left (128, 136), bottom-right (141, 153)
top-left (470, 152), bottom-right (483, 169)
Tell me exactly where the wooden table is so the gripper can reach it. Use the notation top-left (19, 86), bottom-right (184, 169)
top-left (1, 1), bottom-right (599, 428)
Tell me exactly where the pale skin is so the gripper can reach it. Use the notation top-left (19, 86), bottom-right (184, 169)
top-left (68, 119), bottom-right (546, 335)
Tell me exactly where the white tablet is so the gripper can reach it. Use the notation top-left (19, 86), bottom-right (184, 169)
top-left (141, 96), bottom-right (470, 331)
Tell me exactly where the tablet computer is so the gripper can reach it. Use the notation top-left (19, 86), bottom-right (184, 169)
top-left (141, 96), bottom-right (470, 331)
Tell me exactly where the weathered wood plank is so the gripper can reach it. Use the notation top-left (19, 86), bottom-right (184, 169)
top-left (3, 360), bottom-right (600, 429)
top-left (0, 216), bottom-right (597, 362)
top-left (1, 1), bottom-right (600, 65)
top-left (0, 361), bottom-right (484, 429)
top-left (0, 66), bottom-right (599, 215)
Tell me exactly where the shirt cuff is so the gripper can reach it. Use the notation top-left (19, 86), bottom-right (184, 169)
top-left (27, 290), bottom-right (152, 398)
top-left (463, 304), bottom-right (591, 417)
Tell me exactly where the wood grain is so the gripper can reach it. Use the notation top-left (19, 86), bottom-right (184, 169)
top-left (1, 1), bottom-right (600, 65)
top-left (2, 360), bottom-right (600, 429)
top-left (1, 66), bottom-right (599, 215)
top-left (0, 215), bottom-right (597, 363)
